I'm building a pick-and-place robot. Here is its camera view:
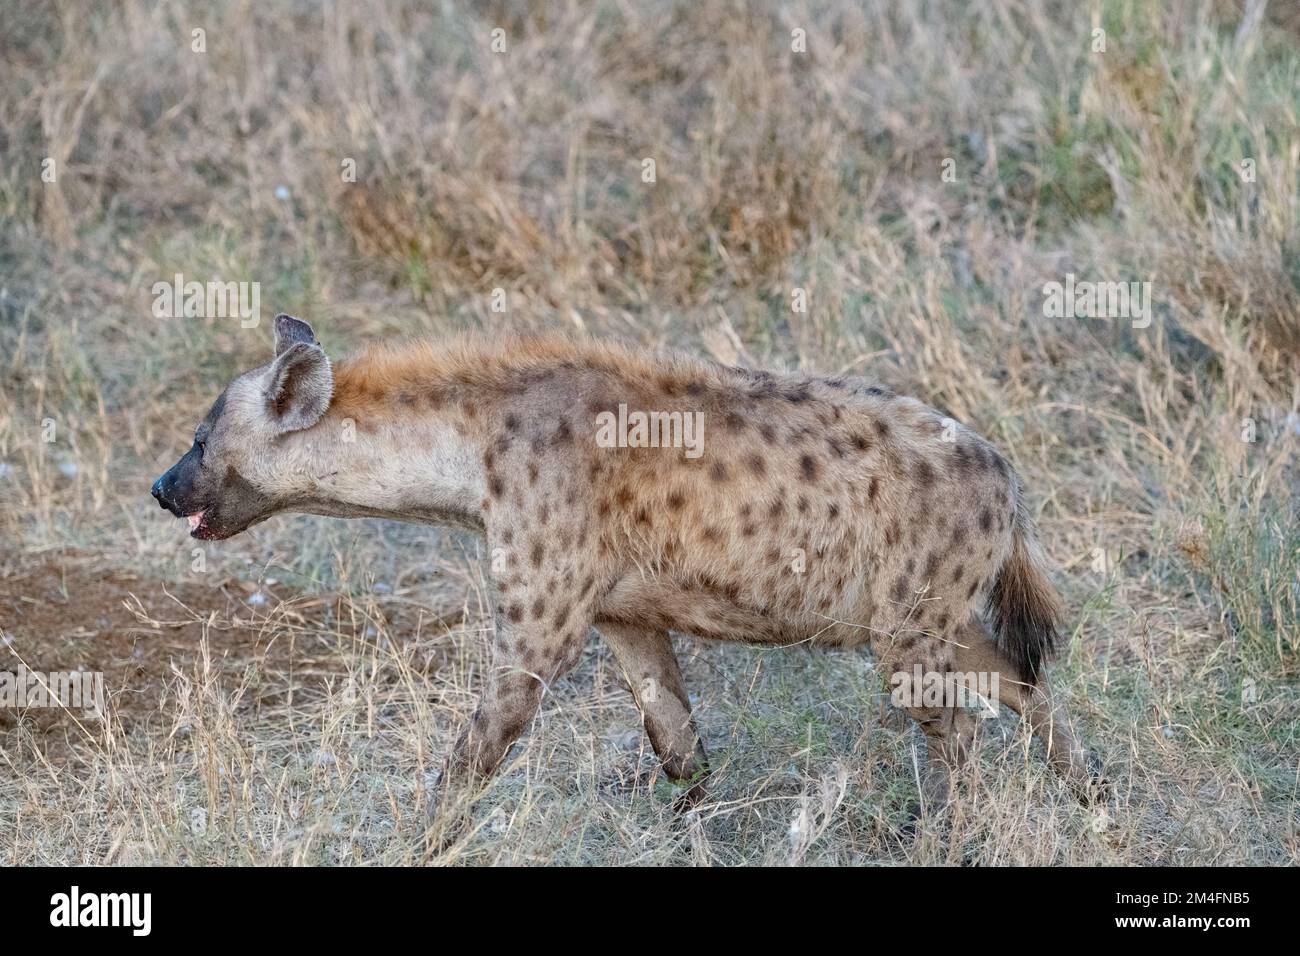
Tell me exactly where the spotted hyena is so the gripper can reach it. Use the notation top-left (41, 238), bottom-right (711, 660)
top-left (153, 314), bottom-right (1101, 836)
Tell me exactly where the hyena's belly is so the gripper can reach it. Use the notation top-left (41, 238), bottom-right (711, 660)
top-left (594, 572), bottom-right (874, 648)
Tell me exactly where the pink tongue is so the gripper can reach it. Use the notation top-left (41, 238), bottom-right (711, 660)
top-left (188, 511), bottom-right (204, 530)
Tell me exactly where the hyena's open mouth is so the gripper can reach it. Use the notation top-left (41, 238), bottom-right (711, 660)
top-left (185, 508), bottom-right (239, 541)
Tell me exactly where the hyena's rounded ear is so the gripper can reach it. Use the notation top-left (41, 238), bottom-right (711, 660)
top-left (265, 341), bottom-right (333, 433)
top-left (274, 313), bottom-right (320, 357)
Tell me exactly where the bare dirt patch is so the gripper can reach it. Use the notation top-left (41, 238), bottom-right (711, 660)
top-left (0, 557), bottom-right (458, 746)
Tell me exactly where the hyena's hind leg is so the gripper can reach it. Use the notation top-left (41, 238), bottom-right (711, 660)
top-left (877, 630), bottom-right (980, 815)
top-left (597, 623), bottom-right (710, 807)
top-left (953, 618), bottom-right (1104, 801)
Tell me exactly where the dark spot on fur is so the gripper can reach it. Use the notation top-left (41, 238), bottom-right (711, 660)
top-left (953, 444), bottom-right (975, 474)
top-left (530, 541), bottom-right (545, 568)
top-left (979, 507), bottom-right (993, 532)
top-left (667, 490), bottom-right (686, 510)
top-left (747, 454), bottom-right (766, 476)
top-left (710, 461), bottom-right (730, 482)
top-left (891, 576), bottom-right (910, 602)
top-left (506, 603), bottom-right (523, 623)
top-left (915, 460), bottom-right (936, 487)
top-left (800, 455), bottom-right (819, 481)
top-left (504, 413), bottom-right (521, 432)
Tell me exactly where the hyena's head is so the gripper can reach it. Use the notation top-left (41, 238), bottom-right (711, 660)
top-left (151, 313), bottom-right (333, 540)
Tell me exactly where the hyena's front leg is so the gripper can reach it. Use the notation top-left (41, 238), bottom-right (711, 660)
top-left (429, 568), bottom-right (594, 845)
top-left (598, 623), bottom-right (710, 806)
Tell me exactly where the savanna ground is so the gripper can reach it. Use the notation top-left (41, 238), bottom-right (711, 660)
top-left (1, 0), bottom-right (1297, 866)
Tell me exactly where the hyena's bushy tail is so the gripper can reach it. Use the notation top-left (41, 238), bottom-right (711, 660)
top-left (987, 492), bottom-right (1063, 684)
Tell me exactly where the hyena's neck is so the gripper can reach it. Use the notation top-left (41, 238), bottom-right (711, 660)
top-left (295, 333), bottom-right (715, 532)
top-left (283, 360), bottom-right (496, 533)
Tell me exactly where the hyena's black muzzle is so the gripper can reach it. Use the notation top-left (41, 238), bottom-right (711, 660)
top-left (152, 443), bottom-right (278, 540)
top-left (152, 442), bottom-right (206, 527)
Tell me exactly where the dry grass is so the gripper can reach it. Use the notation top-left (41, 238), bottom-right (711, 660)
top-left (1, 0), bottom-right (1297, 865)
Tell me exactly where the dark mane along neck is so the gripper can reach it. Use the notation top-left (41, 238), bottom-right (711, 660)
top-left (328, 333), bottom-right (721, 422)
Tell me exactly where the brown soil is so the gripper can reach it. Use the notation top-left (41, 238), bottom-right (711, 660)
top-left (0, 557), bottom-right (458, 746)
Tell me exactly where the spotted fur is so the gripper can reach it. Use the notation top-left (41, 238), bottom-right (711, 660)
top-left (152, 316), bottom-right (1101, 834)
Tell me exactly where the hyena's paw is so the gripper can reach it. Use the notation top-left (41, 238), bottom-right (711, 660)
top-left (670, 772), bottom-right (711, 814)
top-left (898, 800), bottom-right (924, 843)
top-left (421, 769), bottom-right (476, 858)
top-left (603, 744), bottom-right (711, 811)
top-left (1070, 751), bottom-right (1111, 806)
top-left (896, 789), bottom-right (957, 845)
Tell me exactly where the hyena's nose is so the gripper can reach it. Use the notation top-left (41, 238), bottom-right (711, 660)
top-left (151, 477), bottom-right (168, 507)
